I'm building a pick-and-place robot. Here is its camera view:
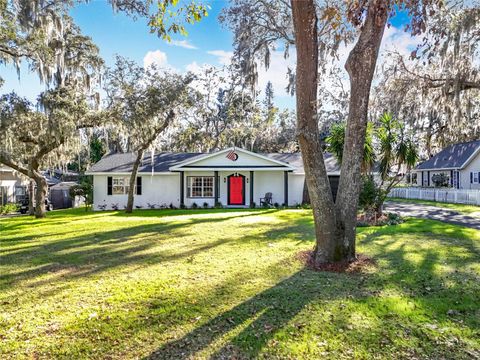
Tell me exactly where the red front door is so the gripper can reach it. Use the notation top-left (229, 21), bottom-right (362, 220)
top-left (228, 175), bottom-right (244, 205)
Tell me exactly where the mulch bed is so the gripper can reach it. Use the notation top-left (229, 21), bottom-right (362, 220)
top-left (297, 250), bottom-right (376, 273)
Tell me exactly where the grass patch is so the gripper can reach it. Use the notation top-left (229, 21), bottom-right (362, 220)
top-left (1, 208), bottom-right (479, 359)
top-left (388, 197), bottom-right (480, 214)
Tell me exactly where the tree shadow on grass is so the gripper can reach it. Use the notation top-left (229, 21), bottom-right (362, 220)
top-left (2, 213), bottom-right (479, 358)
top-left (360, 218), bottom-right (480, 258)
top-left (0, 211), bottom-right (275, 290)
top-left (143, 220), bottom-right (480, 359)
top-left (144, 267), bottom-right (368, 360)
top-left (0, 208), bottom-right (278, 236)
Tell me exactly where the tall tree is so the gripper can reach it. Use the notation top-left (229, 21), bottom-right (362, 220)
top-left (290, 0), bottom-right (435, 264)
top-left (371, 2), bottom-right (480, 157)
top-left (104, 57), bottom-right (195, 213)
top-left (327, 114), bottom-right (418, 215)
top-left (0, 87), bottom-right (100, 217)
top-left (0, 0), bottom-right (207, 84)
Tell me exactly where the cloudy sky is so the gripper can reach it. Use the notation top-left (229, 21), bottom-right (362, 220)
top-left (1, 1), bottom-right (416, 110)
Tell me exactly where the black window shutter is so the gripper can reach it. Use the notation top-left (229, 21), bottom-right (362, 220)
top-left (136, 176), bottom-right (142, 195)
top-left (471, 172), bottom-right (473, 183)
top-left (107, 177), bottom-right (113, 195)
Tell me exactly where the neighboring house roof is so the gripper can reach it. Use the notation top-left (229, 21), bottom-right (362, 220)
top-left (50, 181), bottom-right (79, 190)
top-left (87, 150), bottom-right (342, 175)
top-left (416, 140), bottom-right (480, 170)
top-left (41, 172), bottom-right (62, 186)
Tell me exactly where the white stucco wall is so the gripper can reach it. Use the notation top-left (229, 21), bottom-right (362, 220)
top-left (93, 173), bottom-right (180, 210)
top-left (252, 171), bottom-right (285, 206)
top-left (462, 152), bottom-right (480, 189)
top-left (288, 173), bottom-right (305, 206)
top-left (93, 170), bottom-right (305, 210)
top-left (0, 168), bottom-right (29, 204)
top-left (0, 180), bottom-right (17, 204)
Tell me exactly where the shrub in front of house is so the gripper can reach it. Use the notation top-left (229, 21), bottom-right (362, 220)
top-left (203, 202), bottom-right (209, 209)
top-left (0, 203), bottom-right (20, 215)
top-left (250, 201), bottom-right (256, 209)
top-left (214, 202), bottom-right (223, 209)
top-left (432, 173), bottom-right (450, 187)
top-left (191, 202), bottom-right (198, 209)
top-left (384, 212), bottom-right (404, 225)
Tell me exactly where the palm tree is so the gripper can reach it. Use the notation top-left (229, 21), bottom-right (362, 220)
top-left (326, 113), bottom-right (418, 215)
top-left (326, 121), bottom-right (375, 174)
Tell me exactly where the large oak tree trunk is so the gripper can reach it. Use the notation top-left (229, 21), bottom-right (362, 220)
top-left (125, 149), bottom-right (144, 213)
top-left (291, 0), bottom-right (388, 264)
top-left (291, 0), bottom-right (339, 264)
top-left (31, 170), bottom-right (47, 218)
top-left (335, 0), bottom-right (388, 259)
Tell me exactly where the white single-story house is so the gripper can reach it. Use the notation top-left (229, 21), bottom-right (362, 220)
top-left (412, 140), bottom-right (480, 189)
top-left (0, 166), bottom-right (29, 205)
top-left (86, 147), bottom-right (341, 210)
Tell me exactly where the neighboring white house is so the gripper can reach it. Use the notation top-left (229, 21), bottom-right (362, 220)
top-left (86, 147), bottom-right (341, 210)
top-left (0, 166), bottom-right (29, 205)
top-left (412, 140), bottom-right (480, 189)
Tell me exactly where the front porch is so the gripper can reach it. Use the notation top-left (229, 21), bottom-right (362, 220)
top-left (179, 170), bottom-right (291, 208)
top-left (170, 148), bottom-right (297, 208)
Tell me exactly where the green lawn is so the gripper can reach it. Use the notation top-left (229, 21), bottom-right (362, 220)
top-left (388, 197), bottom-right (480, 214)
top-left (1, 208), bottom-right (479, 359)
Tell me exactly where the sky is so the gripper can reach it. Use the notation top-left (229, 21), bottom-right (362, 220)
top-left (1, 1), bottom-right (417, 110)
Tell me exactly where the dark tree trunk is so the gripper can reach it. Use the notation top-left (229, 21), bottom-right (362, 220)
top-left (28, 180), bottom-right (34, 215)
top-left (31, 171), bottom-right (47, 218)
top-left (302, 178), bottom-right (310, 204)
top-left (291, 0), bottom-right (388, 264)
top-left (291, 0), bottom-right (339, 265)
top-left (125, 110), bottom-right (175, 213)
top-left (334, 0), bottom-right (388, 259)
top-left (126, 149), bottom-right (144, 213)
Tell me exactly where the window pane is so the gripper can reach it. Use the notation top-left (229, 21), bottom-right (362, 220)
top-left (204, 177), bottom-right (213, 197)
top-left (112, 186), bottom-right (123, 195)
top-left (186, 176), bottom-right (215, 197)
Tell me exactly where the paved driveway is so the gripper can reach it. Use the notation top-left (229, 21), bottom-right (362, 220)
top-left (385, 201), bottom-right (480, 230)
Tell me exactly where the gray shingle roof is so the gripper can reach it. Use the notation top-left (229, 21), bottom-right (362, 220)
top-left (88, 151), bottom-right (342, 174)
top-left (263, 152), bottom-right (340, 173)
top-left (88, 152), bottom-right (203, 173)
top-left (416, 140), bottom-right (480, 170)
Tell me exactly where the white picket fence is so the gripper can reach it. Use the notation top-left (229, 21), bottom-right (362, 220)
top-left (388, 187), bottom-right (480, 206)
